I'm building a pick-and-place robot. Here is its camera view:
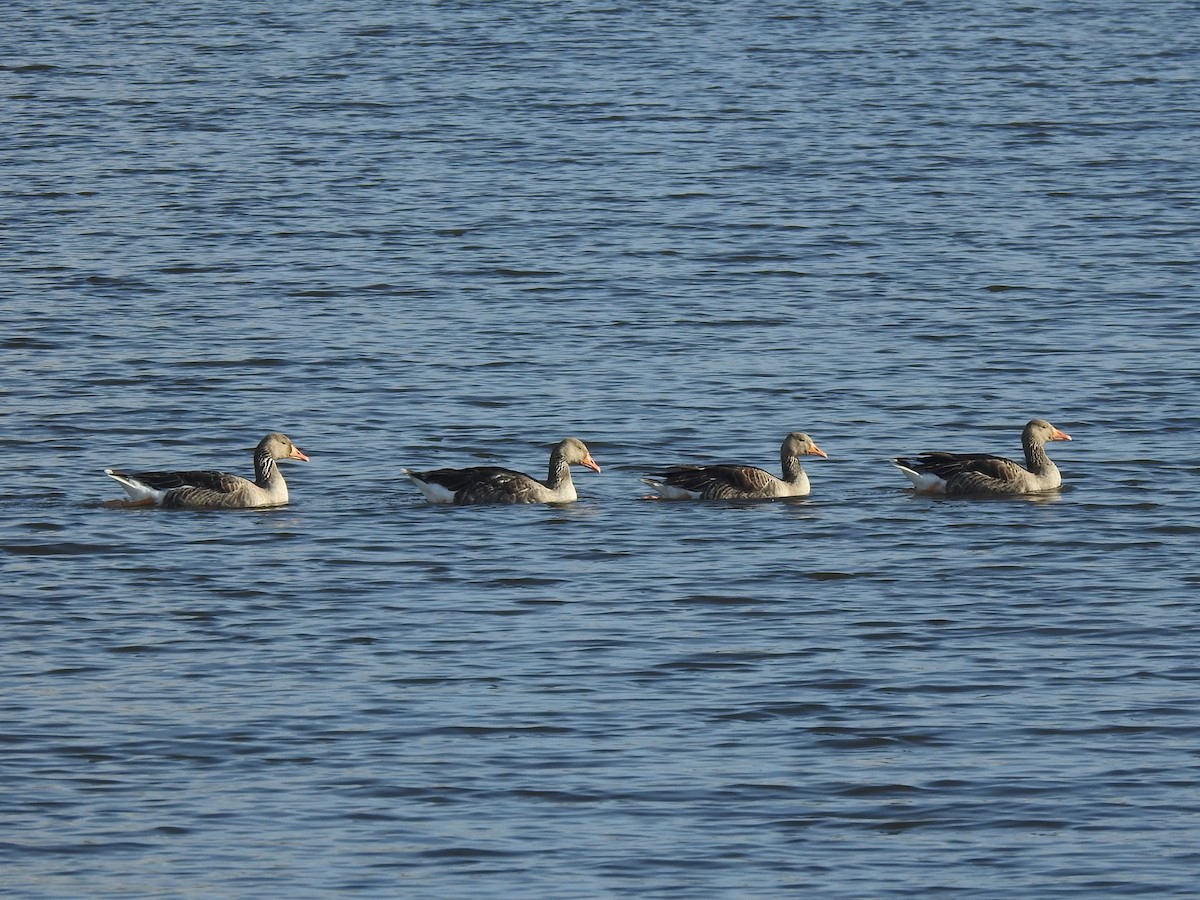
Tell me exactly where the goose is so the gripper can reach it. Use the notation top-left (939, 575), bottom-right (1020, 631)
top-left (402, 437), bottom-right (601, 505)
top-left (892, 418), bottom-right (1072, 496)
top-left (104, 432), bottom-right (309, 509)
top-left (641, 432), bottom-right (827, 500)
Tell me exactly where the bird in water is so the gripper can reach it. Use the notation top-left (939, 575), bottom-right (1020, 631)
top-left (641, 432), bottom-right (827, 500)
top-left (402, 437), bottom-right (601, 505)
top-left (892, 418), bottom-right (1072, 496)
top-left (104, 432), bottom-right (310, 509)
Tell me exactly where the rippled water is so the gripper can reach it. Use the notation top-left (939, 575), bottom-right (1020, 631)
top-left (3, 1), bottom-right (1200, 896)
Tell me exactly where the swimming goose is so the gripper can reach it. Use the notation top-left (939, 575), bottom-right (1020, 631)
top-left (641, 432), bottom-right (827, 500)
top-left (892, 418), bottom-right (1072, 496)
top-left (104, 432), bottom-right (309, 509)
top-left (402, 437), bottom-right (601, 505)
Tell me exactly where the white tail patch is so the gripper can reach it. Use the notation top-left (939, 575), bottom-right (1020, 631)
top-left (402, 469), bottom-right (458, 504)
top-left (892, 463), bottom-right (946, 494)
top-left (104, 469), bottom-right (167, 504)
top-left (639, 477), bottom-right (701, 500)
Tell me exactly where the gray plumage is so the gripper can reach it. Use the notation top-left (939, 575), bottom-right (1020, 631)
top-left (892, 418), bottom-right (1072, 496)
top-left (403, 437), bottom-right (602, 505)
top-left (642, 432), bottom-right (827, 500)
top-left (105, 432), bottom-right (309, 509)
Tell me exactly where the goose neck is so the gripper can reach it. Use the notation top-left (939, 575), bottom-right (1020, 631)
top-left (1022, 434), bottom-right (1053, 475)
top-left (254, 448), bottom-right (282, 487)
top-left (781, 451), bottom-right (804, 484)
top-left (546, 450), bottom-right (572, 489)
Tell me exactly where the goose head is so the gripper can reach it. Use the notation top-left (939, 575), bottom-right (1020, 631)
top-left (557, 437), bottom-right (601, 473)
top-left (259, 432), bottom-right (310, 462)
top-left (1024, 419), bottom-right (1071, 444)
top-left (782, 432), bottom-right (827, 460)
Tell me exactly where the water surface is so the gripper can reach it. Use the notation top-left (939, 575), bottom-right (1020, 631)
top-left (2, 1), bottom-right (1199, 896)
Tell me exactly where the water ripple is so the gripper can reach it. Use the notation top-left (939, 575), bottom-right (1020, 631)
top-left (2, 0), bottom-right (1199, 897)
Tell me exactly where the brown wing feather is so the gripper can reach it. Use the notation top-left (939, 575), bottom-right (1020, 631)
top-left (895, 452), bottom-right (1022, 482)
top-left (649, 464), bottom-right (776, 499)
top-left (895, 451), bottom-right (1033, 496)
top-left (962, 456), bottom-right (1024, 482)
top-left (126, 469), bottom-right (248, 493)
top-left (414, 466), bottom-right (544, 504)
top-left (161, 484), bottom-right (260, 509)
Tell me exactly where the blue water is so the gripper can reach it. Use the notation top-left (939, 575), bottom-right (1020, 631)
top-left (3, 1), bottom-right (1200, 896)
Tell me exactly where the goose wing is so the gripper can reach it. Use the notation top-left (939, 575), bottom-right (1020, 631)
top-left (414, 466), bottom-right (545, 504)
top-left (117, 469), bottom-right (249, 494)
top-left (895, 452), bottom-right (1023, 481)
top-left (104, 468), bottom-right (259, 509)
top-left (649, 463), bottom-right (776, 499)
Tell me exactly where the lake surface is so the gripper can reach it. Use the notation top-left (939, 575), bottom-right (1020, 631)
top-left (3, 1), bottom-right (1199, 896)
